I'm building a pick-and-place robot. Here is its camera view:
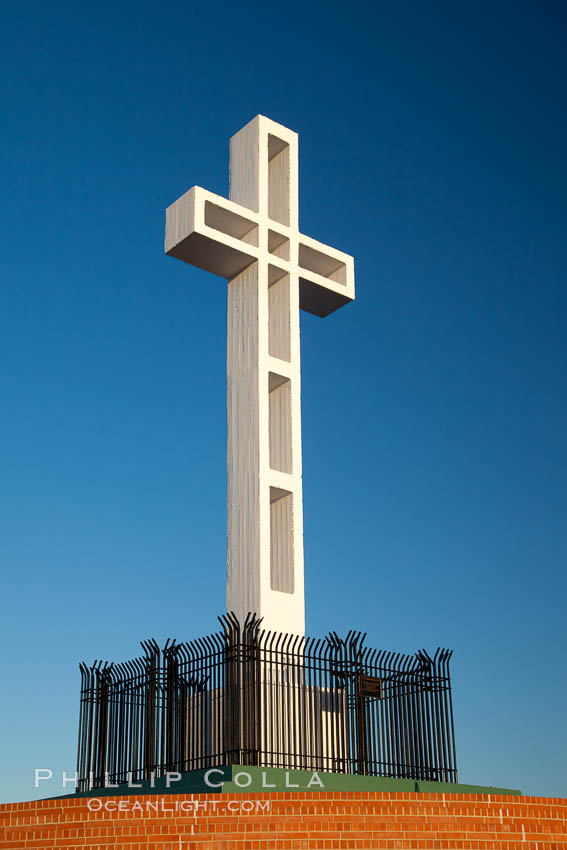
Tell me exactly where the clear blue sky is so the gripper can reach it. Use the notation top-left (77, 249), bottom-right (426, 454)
top-left (1, 0), bottom-right (565, 803)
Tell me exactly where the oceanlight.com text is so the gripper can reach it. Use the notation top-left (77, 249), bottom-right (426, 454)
top-left (86, 798), bottom-right (271, 815)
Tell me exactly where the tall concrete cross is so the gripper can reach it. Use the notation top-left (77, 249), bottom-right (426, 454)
top-left (165, 116), bottom-right (355, 636)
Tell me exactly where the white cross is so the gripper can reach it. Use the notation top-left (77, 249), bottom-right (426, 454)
top-left (165, 116), bottom-right (355, 636)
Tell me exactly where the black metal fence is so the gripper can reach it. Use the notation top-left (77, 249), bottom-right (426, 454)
top-left (77, 614), bottom-right (457, 790)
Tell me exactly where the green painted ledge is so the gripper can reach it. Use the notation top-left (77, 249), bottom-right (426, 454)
top-left (60, 765), bottom-right (521, 799)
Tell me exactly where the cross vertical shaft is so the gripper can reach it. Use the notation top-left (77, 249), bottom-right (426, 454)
top-left (227, 117), bottom-right (304, 635)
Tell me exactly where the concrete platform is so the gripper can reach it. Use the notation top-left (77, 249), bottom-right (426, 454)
top-left (61, 764), bottom-right (522, 798)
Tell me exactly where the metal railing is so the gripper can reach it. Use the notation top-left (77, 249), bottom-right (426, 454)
top-left (77, 613), bottom-right (457, 790)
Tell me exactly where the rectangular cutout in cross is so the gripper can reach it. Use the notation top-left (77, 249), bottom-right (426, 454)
top-left (204, 200), bottom-right (259, 246)
top-left (270, 487), bottom-right (294, 594)
top-left (268, 135), bottom-right (290, 226)
top-left (268, 229), bottom-right (290, 260)
top-left (268, 263), bottom-right (287, 286)
top-left (299, 242), bottom-right (346, 285)
top-left (269, 373), bottom-right (292, 473)
top-left (268, 274), bottom-right (291, 362)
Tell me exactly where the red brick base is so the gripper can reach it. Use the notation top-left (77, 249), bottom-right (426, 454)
top-left (1, 791), bottom-right (566, 849)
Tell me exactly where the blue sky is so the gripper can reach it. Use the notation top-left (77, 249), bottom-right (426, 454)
top-left (1, 0), bottom-right (565, 802)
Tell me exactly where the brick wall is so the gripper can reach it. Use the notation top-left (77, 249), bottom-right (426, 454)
top-left (1, 791), bottom-right (565, 848)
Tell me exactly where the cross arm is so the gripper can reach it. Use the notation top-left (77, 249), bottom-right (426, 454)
top-left (296, 232), bottom-right (355, 318)
top-left (165, 186), bottom-right (261, 279)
